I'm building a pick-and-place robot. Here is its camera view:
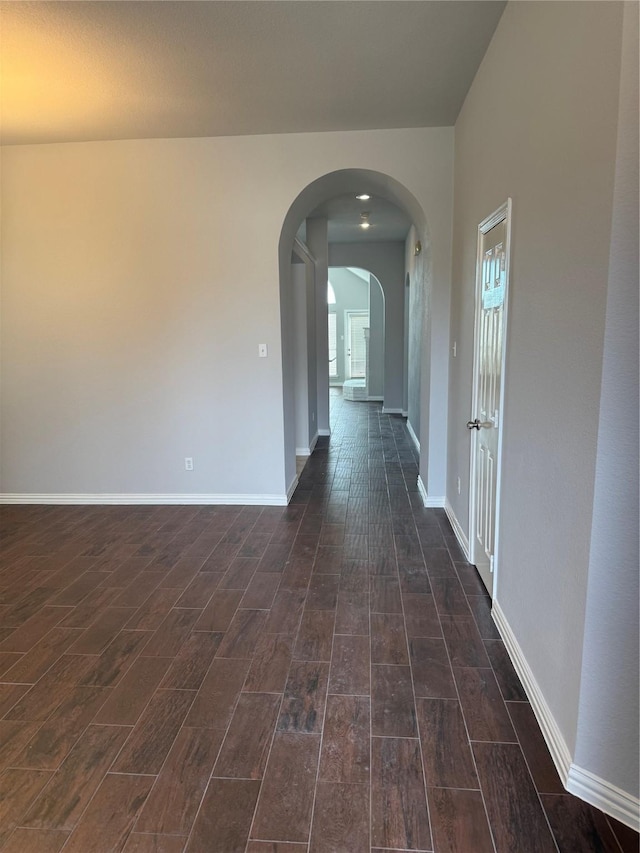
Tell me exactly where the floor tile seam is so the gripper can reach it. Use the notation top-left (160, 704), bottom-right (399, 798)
top-left (490, 706), bottom-right (565, 849)
top-left (181, 657), bottom-right (261, 851)
top-left (369, 847), bottom-right (432, 852)
top-left (603, 815), bottom-right (634, 853)
top-left (103, 679), bottom-right (200, 822)
top-left (243, 543), bottom-right (318, 849)
top-left (25, 703), bottom-right (147, 844)
top-left (207, 773), bottom-right (272, 782)
top-left (392, 474), bottom-right (436, 853)
top-left (101, 769), bottom-right (159, 778)
top-left (367, 518), bottom-right (375, 853)
top-left (431, 588), bottom-right (499, 853)
top-left (6, 690), bottom-right (125, 772)
top-left (480, 639), bottom-right (529, 707)
top-left (122, 824), bottom-right (188, 840)
top-left (305, 586), bottom-right (341, 851)
top-left (326, 690), bottom-right (370, 700)
top-left (469, 737), bottom-right (520, 745)
top-left (332, 632), bottom-right (369, 639)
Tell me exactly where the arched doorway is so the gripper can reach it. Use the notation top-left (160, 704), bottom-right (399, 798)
top-left (278, 169), bottom-right (432, 500)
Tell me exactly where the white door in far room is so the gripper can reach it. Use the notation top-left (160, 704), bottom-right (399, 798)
top-left (346, 310), bottom-right (368, 379)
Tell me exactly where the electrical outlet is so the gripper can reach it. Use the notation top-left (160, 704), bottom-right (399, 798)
top-left (456, 476), bottom-right (461, 494)
top-left (185, 457), bottom-right (194, 471)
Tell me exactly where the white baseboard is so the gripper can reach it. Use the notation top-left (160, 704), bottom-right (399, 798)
top-left (567, 764), bottom-right (640, 832)
top-left (286, 475), bottom-right (299, 503)
top-left (416, 476), bottom-right (445, 508)
top-left (444, 498), bottom-right (470, 561)
top-left (318, 428), bottom-right (331, 437)
top-left (406, 419), bottom-right (420, 452)
top-left (492, 601), bottom-right (640, 830)
top-left (367, 395), bottom-right (384, 402)
top-left (382, 407), bottom-right (403, 414)
top-left (295, 431), bottom-right (318, 457)
top-left (492, 601), bottom-right (572, 783)
top-left (402, 409), bottom-right (408, 417)
top-left (0, 493), bottom-right (289, 506)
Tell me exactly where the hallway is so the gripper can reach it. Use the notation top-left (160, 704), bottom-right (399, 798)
top-left (0, 394), bottom-right (636, 852)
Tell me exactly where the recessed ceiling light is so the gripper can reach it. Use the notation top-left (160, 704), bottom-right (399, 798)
top-left (360, 222), bottom-right (371, 229)
top-left (356, 194), bottom-right (371, 201)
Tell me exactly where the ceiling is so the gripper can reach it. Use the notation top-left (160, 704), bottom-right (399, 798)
top-left (0, 1), bottom-right (506, 146)
top-left (300, 192), bottom-right (413, 243)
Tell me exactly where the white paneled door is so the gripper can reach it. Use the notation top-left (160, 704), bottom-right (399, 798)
top-left (468, 200), bottom-right (512, 596)
top-left (346, 311), bottom-right (369, 379)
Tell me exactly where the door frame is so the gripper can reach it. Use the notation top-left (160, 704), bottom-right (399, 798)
top-left (344, 309), bottom-right (369, 380)
top-left (468, 198), bottom-right (513, 598)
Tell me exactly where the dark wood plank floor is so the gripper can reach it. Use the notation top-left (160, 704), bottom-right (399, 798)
top-left (0, 389), bottom-right (637, 852)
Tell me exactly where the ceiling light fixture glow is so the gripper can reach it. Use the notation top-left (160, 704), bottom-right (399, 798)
top-left (359, 211), bottom-right (371, 229)
top-left (356, 194), bottom-right (371, 201)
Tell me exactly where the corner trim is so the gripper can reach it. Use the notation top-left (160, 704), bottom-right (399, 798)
top-left (406, 420), bottom-right (420, 453)
top-left (444, 498), bottom-right (470, 562)
top-left (401, 409), bottom-right (408, 417)
top-left (286, 476), bottom-right (299, 504)
top-left (0, 493), bottom-right (290, 506)
top-left (492, 601), bottom-right (572, 784)
top-left (492, 601), bottom-right (639, 830)
top-left (295, 432), bottom-right (318, 457)
top-left (318, 428), bottom-right (331, 437)
top-left (566, 764), bottom-right (640, 832)
top-left (416, 476), bottom-right (444, 508)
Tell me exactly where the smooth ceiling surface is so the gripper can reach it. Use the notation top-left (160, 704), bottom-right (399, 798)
top-left (303, 193), bottom-right (413, 243)
top-left (0, 1), bottom-right (506, 145)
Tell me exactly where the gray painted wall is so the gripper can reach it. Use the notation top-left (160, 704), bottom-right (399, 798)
top-left (305, 255), bottom-right (318, 449)
top-left (368, 275), bottom-right (384, 399)
top-left (404, 226), bottom-right (423, 441)
top-left (1, 128), bottom-right (454, 499)
top-left (448, 0), bottom-right (632, 803)
top-left (292, 261), bottom-right (310, 453)
top-left (574, 0), bottom-right (639, 802)
top-left (307, 218), bottom-right (330, 436)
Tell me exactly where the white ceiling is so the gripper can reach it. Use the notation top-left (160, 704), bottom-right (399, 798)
top-left (0, 1), bottom-right (506, 146)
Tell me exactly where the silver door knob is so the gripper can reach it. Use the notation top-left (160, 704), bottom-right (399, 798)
top-left (467, 419), bottom-right (481, 430)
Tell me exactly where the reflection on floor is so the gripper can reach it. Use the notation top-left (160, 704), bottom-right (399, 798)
top-left (0, 390), bottom-right (636, 851)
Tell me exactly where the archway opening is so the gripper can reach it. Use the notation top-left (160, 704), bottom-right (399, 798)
top-left (278, 169), bottom-right (431, 498)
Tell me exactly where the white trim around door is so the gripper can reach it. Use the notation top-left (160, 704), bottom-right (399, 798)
top-left (467, 198), bottom-right (512, 598)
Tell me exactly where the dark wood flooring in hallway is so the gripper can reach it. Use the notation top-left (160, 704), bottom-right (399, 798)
top-left (0, 390), bottom-right (637, 852)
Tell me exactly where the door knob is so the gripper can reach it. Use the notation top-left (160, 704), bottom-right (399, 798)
top-left (467, 419), bottom-right (492, 430)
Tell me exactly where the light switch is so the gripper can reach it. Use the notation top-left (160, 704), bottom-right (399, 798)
top-left (258, 344), bottom-right (268, 358)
